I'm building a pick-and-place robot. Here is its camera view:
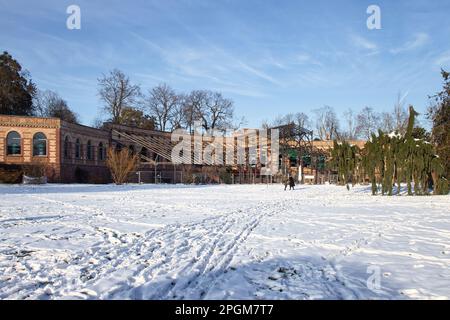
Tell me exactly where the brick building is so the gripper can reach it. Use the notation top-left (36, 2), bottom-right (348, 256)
top-left (0, 115), bottom-right (366, 184)
top-left (0, 115), bottom-right (196, 184)
top-left (0, 115), bottom-right (110, 183)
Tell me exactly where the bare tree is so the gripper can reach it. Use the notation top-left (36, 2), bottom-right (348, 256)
top-left (145, 83), bottom-right (179, 132)
top-left (393, 92), bottom-right (408, 134)
top-left (271, 112), bottom-right (311, 130)
top-left (181, 90), bottom-right (206, 133)
top-left (169, 100), bottom-right (185, 130)
top-left (260, 119), bottom-right (271, 130)
top-left (91, 117), bottom-right (105, 129)
top-left (98, 69), bottom-right (141, 124)
top-left (313, 106), bottom-right (340, 140)
top-left (380, 111), bottom-right (395, 133)
top-left (342, 108), bottom-right (357, 140)
top-left (294, 112), bottom-right (311, 130)
top-left (191, 91), bottom-right (234, 131)
top-left (355, 106), bottom-right (380, 140)
top-left (33, 90), bottom-right (79, 123)
top-left (232, 115), bottom-right (248, 130)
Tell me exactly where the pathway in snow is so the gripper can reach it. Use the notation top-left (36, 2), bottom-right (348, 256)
top-left (51, 198), bottom-right (292, 299)
top-left (1, 184), bottom-right (449, 300)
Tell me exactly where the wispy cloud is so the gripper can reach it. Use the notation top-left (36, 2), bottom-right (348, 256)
top-left (129, 31), bottom-right (282, 95)
top-left (435, 50), bottom-right (450, 66)
top-left (390, 33), bottom-right (430, 54)
top-left (350, 35), bottom-right (378, 51)
top-left (294, 53), bottom-right (323, 67)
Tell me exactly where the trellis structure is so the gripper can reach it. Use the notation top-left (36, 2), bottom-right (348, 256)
top-left (273, 123), bottom-right (334, 184)
top-left (109, 125), bottom-right (279, 184)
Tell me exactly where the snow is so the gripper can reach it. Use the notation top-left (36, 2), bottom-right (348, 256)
top-left (388, 131), bottom-right (402, 139)
top-left (0, 183), bottom-right (449, 300)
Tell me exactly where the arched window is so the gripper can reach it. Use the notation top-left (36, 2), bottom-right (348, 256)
top-left (87, 140), bottom-right (93, 160)
top-left (6, 131), bottom-right (21, 155)
top-left (98, 142), bottom-right (105, 161)
top-left (75, 138), bottom-right (81, 159)
top-left (64, 136), bottom-right (70, 159)
top-left (33, 132), bottom-right (47, 156)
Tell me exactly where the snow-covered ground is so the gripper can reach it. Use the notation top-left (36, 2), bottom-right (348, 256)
top-left (0, 183), bottom-right (449, 300)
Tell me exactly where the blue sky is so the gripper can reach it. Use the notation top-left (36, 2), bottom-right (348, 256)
top-left (1, 0), bottom-right (450, 128)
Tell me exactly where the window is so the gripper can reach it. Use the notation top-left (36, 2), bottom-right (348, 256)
top-left (7, 131), bottom-right (21, 155)
top-left (64, 136), bottom-right (70, 159)
top-left (75, 138), bottom-right (81, 159)
top-left (87, 140), bottom-right (93, 160)
top-left (98, 142), bottom-right (105, 161)
top-left (33, 132), bottom-right (47, 156)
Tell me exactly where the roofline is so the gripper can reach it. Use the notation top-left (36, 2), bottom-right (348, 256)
top-left (0, 114), bottom-right (61, 121)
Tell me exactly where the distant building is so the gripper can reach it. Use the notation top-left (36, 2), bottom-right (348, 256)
top-left (0, 115), bottom-right (110, 183)
top-left (0, 115), bottom-right (365, 184)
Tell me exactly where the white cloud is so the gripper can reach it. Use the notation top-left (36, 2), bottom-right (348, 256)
top-left (351, 35), bottom-right (378, 51)
top-left (290, 53), bottom-right (323, 67)
top-left (435, 50), bottom-right (450, 66)
top-left (129, 32), bottom-right (279, 96)
top-left (390, 33), bottom-right (430, 54)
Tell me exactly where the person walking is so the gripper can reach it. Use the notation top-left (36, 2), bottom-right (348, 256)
top-left (289, 176), bottom-right (295, 190)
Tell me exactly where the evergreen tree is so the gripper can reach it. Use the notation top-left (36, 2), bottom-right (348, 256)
top-left (428, 70), bottom-right (450, 182)
top-left (338, 105), bottom-right (447, 196)
top-left (0, 51), bottom-right (36, 115)
top-left (330, 141), bottom-right (360, 190)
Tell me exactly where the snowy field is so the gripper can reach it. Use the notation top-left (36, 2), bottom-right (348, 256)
top-left (0, 183), bottom-right (449, 300)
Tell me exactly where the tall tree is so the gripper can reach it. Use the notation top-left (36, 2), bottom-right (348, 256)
top-left (380, 112), bottom-right (395, 133)
top-left (182, 90), bottom-right (207, 133)
top-left (272, 112), bottom-right (311, 130)
top-left (342, 108), bottom-right (357, 140)
top-left (119, 107), bottom-right (155, 130)
top-left (313, 106), bottom-right (340, 140)
top-left (98, 69), bottom-right (141, 124)
top-left (197, 91), bottom-right (234, 131)
top-left (428, 69), bottom-right (450, 180)
top-left (393, 92), bottom-right (408, 134)
top-left (356, 106), bottom-right (380, 140)
top-left (33, 90), bottom-right (79, 123)
top-left (0, 51), bottom-right (36, 115)
top-left (145, 83), bottom-right (179, 132)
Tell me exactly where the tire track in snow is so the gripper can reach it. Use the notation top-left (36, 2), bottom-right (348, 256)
top-left (65, 200), bottom-right (278, 299)
top-left (186, 210), bottom-right (268, 299)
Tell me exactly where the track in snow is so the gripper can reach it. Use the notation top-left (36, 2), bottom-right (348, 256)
top-left (45, 200), bottom-right (280, 299)
top-left (2, 184), bottom-right (449, 300)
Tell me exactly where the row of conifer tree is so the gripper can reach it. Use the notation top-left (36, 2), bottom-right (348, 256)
top-left (330, 106), bottom-right (448, 196)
